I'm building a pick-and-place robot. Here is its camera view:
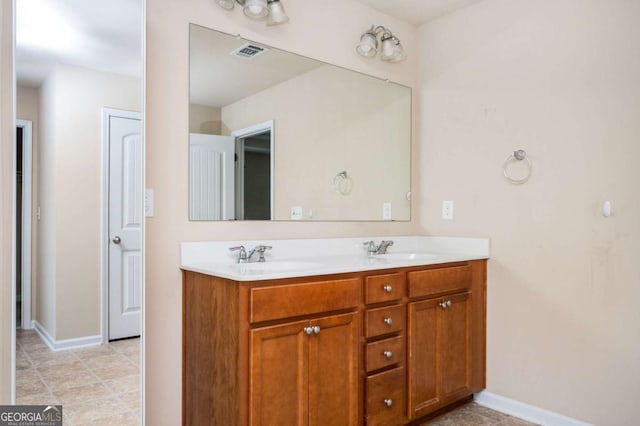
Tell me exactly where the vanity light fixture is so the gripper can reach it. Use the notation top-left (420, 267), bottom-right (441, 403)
top-left (215, 0), bottom-right (290, 26)
top-left (356, 25), bottom-right (406, 62)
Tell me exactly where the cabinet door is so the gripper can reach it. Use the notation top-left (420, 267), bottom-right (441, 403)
top-left (440, 292), bottom-right (472, 402)
top-left (250, 320), bottom-right (309, 426)
top-left (308, 312), bottom-right (359, 426)
top-left (407, 298), bottom-right (440, 419)
top-left (408, 292), bottom-right (473, 420)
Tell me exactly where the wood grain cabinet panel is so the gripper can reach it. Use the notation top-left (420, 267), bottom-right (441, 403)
top-left (407, 265), bottom-right (471, 299)
top-left (366, 335), bottom-right (404, 372)
top-left (365, 304), bottom-right (403, 338)
top-left (366, 367), bottom-right (405, 426)
top-left (183, 260), bottom-right (486, 426)
top-left (408, 292), bottom-right (472, 419)
top-left (365, 273), bottom-right (405, 304)
top-left (250, 278), bottom-right (360, 323)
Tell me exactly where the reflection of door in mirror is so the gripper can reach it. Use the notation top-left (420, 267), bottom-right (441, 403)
top-left (233, 121), bottom-right (274, 221)
top-left (236, 132), bottom-right (272, 220)
top-left (189, 133), bottom-right (235, 220)
top-left (189, 120), bottom-right (274, 221)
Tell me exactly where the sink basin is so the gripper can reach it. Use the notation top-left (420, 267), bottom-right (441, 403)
top-left (373, 252), bottom-right (441, 261)
top-left (233, 261), bottom-right (322, 273)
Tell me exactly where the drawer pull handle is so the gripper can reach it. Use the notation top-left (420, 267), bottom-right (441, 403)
top-left (439, 300), bottom-right (452, 309)
top-left (383, 317), bottom-right (393, 326)
top-left (383, 351), bottom-right (393, 359)
top-left (312, 325), bottom-right (321, 334)
top-left (304, 327), bottom-right (313, 335)
top-left (384, 398), bottom-right (393, 407)
top-left (383, 284), bottom-right (393, 293)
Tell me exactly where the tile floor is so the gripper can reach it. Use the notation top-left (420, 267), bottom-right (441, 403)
top-left (16, 329), bottom-right (536, 426)
top-left (421, 403), bottom-right (539, 425)
top-left (16, 329), bottom-right (140, 426)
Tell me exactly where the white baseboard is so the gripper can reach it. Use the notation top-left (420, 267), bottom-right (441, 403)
top-left (32, 320), bottom-right (102, 352)
top-left (474, 391), bottom-right (593, 426)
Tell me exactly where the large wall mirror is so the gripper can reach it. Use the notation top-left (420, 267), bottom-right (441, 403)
top-left (189, 24), bottom-right (411, 221)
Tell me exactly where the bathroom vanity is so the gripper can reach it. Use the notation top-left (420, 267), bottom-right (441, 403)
top-left (181, 237), bottom-right (488, 425)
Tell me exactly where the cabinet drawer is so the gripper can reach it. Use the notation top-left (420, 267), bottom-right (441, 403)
top-left (366, 367), bottom-right (405, 426)
top-left (250, 277), bottom-right (360, 323)
top-left (365, 273), bottom-right (405, 305)
top-left (407, 265), bottom-right (471, 299)
top-left (365, 304), bottom-right (403, 338)
top-left (366, 335), bottom-right (404, 372)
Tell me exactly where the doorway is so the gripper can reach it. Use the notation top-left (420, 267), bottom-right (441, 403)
top-left (232, 120), bottom-right (274, 220)
top-left (15, 120), bottom-right (32, 331)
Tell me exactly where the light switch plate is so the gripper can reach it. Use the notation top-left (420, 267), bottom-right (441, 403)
top-left (442, 200), bottom-right (453, 220)
top-left (145, 189), bottom-right (154, 217)
top-left (383, 202), bottom-right (392, 220)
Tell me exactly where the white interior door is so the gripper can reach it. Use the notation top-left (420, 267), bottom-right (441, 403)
top-left (189, 133), bottom-right (235, 220)
top-left (108, 112), bottom-right (142, 340)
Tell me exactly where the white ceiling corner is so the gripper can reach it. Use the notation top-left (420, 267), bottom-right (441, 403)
top-left (352, 0), bottom-right (485, 26)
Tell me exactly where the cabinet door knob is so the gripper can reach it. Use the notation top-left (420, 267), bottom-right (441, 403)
top-left (383, 317), bottom-right (393, 326)
top-left (312, 326), bottom-right (321, 334)
top-left (304, 327), bottom-right (313, 335)
top-left (384, 398), bottom-right (393, 407)
top-left (383, 351), bottom-right (393, 359)
top-left (383, 284), bottom-right (393, 293)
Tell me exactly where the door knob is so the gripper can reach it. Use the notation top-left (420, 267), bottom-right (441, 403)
top-left (304, 327), bottom-right (313, 335)
top-left (112, 236), bottom-right (121, 244)
top-left (383, 317), bottom-right (393, 326)
top-left (383, 284), bottom-right (392, 293)
top-left (383, 351), bottom-right (393, 359)
top-left (384, 398), bottom-right (393, 407)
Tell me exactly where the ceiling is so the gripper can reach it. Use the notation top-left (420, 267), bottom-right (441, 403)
top-left (353, 0), bottom-right (484, 26)
top-left (14, 0), bottom-right (480, 88)
top-left (190, 25), bottom-right (322, 108)
top-left (16, 0), bottom-right (142, 87)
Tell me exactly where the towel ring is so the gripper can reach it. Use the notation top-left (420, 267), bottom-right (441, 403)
top-left (503, 149), bottom-right (532, 185)
top-left (333, 171), bottom-right (352, 195)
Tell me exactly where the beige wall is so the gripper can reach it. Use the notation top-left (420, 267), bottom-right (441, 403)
top-left (16, 86), bottom-right (39, 328)
top-left (418, 0), bottom-right (640, 424)
top-left (188, 103), bottom-right (220, 134)
top-left (37, 64), bottom-right (141, 340)
top-left (0, 0), bottom-right (14, 404)
top-left (36, 71), bottom-right (57, 335)
top-left (146, 0), bottom-right (417, 423)
top-left (221, 64), bottom-right (411, 220)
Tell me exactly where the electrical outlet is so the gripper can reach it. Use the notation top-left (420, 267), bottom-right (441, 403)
top-left (383, 202), bottom-right (392, 220)
top-left (442, 200), bottom-right (454, 220)
top-left (290, 206), bottom-right (303, 220)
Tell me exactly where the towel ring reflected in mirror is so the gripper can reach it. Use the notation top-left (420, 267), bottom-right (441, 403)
top-left (334, 171), bottom-right (353, 195)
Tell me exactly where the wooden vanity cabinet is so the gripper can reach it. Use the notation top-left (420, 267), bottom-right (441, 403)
top-left (250, 311), bottom-right (359, 426)
top-left (407, 262), bottom-right (486, 420)
top-left (182, 260), bottom-right (486, 426)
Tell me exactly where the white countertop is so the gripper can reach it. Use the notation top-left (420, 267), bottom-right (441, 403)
top-left (181, 236), bottom-right (490, 282)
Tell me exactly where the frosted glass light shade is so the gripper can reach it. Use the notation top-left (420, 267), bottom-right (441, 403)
top-left (380, 36), bottom-right (405, 62)
top-left (216, 0), bottom-right (236, 10)
top-left (356, 32), bottom-right (378, 58)
top-left (243, 0), bottom-right (268, 18)
top-left (267, 0), bottom-right (289, 26)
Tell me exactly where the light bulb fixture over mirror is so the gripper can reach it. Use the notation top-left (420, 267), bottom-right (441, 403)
top-left (356, 25), bottom-right (406, 62)
top-left (215, 0), bottom-right (290, 26)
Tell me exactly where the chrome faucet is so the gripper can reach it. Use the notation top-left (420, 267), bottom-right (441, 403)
top-left (229, 245), bottom-right (272, 263)
top-left (363, 240), bottom-right (394, 256)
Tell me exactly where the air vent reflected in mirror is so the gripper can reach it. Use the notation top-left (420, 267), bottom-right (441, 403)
top-left (229, 43), bottom-right (268, 59)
